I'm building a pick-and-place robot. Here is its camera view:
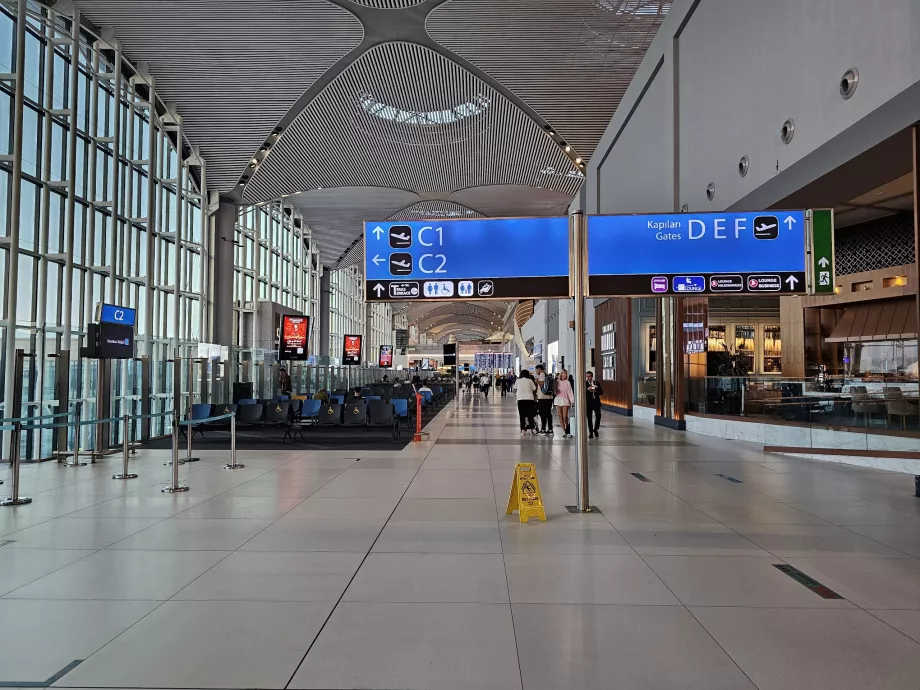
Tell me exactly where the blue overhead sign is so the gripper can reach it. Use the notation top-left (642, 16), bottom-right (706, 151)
top-left (588, 210), bottom-right (808, 296)
top-left (364, 217), bottom-right (569, 301)
top-left (98, 303), bottom-right (137, 327)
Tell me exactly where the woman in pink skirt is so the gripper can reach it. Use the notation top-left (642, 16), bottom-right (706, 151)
top-left (553, 369), bottom-right (575, 437)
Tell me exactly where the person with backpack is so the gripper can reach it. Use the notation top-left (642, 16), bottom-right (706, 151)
top-left (534, 364), bottom-right (555, 435)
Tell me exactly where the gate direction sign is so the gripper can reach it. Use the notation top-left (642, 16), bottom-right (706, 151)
top-left (364, 218), bottom-right (569, 302)
top-left (587, 210), bottom-right (809, 297)
top-left (808, 209), bottom-right (836, 294)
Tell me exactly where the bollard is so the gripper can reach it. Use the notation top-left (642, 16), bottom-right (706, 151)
top-left (223, 414), bottom-right (245, 469)
top-left (113, 414), bottom-right (138, 480)
top-left (2, 423), bottom-right (32, 505)
top-left (65, 407), bottom-right (87, 467)
top-left (185, 413), bottom-right (200, 463)
top-left (161, 420), bottom-right (189, 493)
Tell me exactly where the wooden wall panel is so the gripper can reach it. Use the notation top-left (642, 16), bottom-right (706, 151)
top-left (780, 297), bottom-right (806, 378)
top-left (594, 298), bottom-right (632, 413)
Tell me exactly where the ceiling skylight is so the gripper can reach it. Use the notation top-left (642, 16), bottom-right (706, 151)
top-left (359, 92), bottom-right (491, 126)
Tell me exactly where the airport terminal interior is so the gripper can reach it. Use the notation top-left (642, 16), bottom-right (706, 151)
top-left (1, 0), bottom-right (920, 688)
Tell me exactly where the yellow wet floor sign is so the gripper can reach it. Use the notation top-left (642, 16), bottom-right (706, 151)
top-left (506, 463), bottom-right (546, 523)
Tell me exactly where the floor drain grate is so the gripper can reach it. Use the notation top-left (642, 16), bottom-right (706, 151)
top-left (715, 473), bottom-right (743, 483)
top-left (631, 472), bottom-right (652, 482)
top-left (773, 564), bottom-right (844, 599)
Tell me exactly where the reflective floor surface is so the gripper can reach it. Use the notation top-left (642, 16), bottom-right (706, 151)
top-left (2, 393), bottom-right (920, 689)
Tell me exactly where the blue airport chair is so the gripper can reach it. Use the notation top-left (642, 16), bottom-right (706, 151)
top-left (330, 395), bottom-right (345, 406)
top-left (188, 403), bottom-right (211, 439)
top-left (392, 398), bottom-right (409, 428)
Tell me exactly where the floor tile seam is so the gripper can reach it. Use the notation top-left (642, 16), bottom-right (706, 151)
top-left (489, 432), bottom-right (528, 690)
top-left (831, 524), bottom-right (920, 562)
top-left (281, 431), bottom-right (439, 690)
top-left (0, 547), bottom-right (105, 599)
top-left (642, 474), bottom-right (807, 560)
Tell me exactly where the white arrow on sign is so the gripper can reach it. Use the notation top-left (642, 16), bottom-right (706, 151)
top-left (818, 256), bottom-right (830, 267)
top-left (373, 283), bottom-right (385, 297)
top-left (784, 216), bottom-right (796, 230)
top-left (372, 254), bottom-right (384, 266)
top-left (372, 226), bottom-right (384, 240)
top-left (785, 275), bottom-right (799, 289)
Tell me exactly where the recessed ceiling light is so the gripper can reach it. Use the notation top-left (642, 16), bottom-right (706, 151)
top-left (575, 157), bottom-right (583, 164)
top-left (564, 145), bottom-right (571, 152)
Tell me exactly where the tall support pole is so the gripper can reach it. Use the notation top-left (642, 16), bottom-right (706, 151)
top-left (913, 125), bottom-right (920, 400)
top-left (61, 6), bottom-right (81, 366)
top-left (569, 211), bottom-right (593, 513)
top-left (2, 0), bottom-right (28, 456)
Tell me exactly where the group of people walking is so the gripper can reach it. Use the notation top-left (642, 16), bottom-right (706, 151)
top-left (513, 366), bottom-right (604, 438)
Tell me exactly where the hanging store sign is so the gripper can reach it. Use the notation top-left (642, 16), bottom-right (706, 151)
top-left (364, 217), bottom-right (570, 302)
top-left (342, 335), bottom-right (363, 366)
top-left (279, 315), bottom-right (311, 361)
top-left (587, 210), bottom-right (811, 296)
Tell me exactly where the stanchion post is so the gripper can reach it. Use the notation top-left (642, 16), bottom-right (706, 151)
top-left (223, 414), bottom-right (244, 469)
top-left (161, 419), bottom-right (189, 493)
top-left (2, 422), bottom-right (32, 506)
top-left (65, 404), bottom-right (87, 467)
top-left (413, 393), bottom-right (423, 442)
top-left (185, 358), bottom-right (199, 462)
top-left (567, 211), bottom-right (595, 514)
top-left (113, 413), bottom-right (137, 480)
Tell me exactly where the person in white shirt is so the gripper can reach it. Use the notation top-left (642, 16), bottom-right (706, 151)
top-left (513, 370), bottom-right (538, 435)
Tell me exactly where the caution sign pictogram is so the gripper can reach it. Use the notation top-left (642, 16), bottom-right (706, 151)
top-left (506, 463), bottom-right (546, 523)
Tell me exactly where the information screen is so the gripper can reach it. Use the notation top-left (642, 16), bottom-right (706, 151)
top-left (279, 315), bottom-right (311, 361)
top-left (98, 322), bottom-right (135, 359)
top-left (378, 345), bottom-right (393, 368)
top-left (364, 217), bottom-right (569, 302)
top-left (99, 303), bottom-right (137, 327)
top-left (420, 358), bottom-right (430, 371)
top-left (588, 210), bottom-right (807, 296)
top-left (442, 343), bottom-right (457, 366)
top-left (343, 335), bottom-right (363, 366)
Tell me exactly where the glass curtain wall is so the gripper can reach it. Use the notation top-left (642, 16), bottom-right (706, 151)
top-left (366, 302), bottom-right (393, 367)
top-left (0, 2), bottom-right (205, 458)
top-left (329, 265), bottom-right (363, 364)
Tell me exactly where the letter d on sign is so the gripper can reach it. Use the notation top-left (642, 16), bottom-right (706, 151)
top-left (688, 219), bottom-right (705, 240)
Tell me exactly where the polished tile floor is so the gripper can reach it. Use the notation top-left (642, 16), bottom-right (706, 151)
top-left (2, 394), bottom-right (920, 689)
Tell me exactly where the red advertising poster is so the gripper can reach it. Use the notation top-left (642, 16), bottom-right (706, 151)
top-left (378, 345), bottom-right (394, 368)
top-left (343, 334), bottom-right (363, 366)
top-left (279, 315), bottom-right (310, 361)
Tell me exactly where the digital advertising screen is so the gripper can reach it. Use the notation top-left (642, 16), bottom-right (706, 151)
top-left (279, 315), bottom-right (311, 361)
top-left (421, 358), bottom-right (430, 371)
top-left (343, 334), bottom-right (363, 366)
top-left (378, 345), bottom-right (394, 368)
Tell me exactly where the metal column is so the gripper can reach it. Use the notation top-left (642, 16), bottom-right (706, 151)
top-left (567, 212), bottom-right (594, 513)
top-left (2, 0), bottom-right (28, 455)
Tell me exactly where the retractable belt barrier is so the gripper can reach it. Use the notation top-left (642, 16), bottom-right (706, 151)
top-left (2, 410), bottom-right (175, 506)
top-left (163, 412), bottom-right (243, 495)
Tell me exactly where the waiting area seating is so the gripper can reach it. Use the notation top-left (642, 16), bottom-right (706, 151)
top-left (182, 379), bottom-right (455, 445)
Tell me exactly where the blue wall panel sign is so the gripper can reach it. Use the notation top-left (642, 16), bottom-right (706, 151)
top-left (364, 217), bottom-right (569, 301)
top-left (99, 303), bottom-right (137, 327)
top-left (588, 211), bottom-right (807, 296)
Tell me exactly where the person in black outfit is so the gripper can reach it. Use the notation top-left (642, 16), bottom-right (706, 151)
top-left (585, 371), bottom-right (604, 438)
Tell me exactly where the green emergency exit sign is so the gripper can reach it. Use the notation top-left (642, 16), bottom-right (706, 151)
top-left (807, 209), bottom-right (835, 294)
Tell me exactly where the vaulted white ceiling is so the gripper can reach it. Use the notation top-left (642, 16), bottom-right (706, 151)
top-left (72, 0), bottom-right (669, 267)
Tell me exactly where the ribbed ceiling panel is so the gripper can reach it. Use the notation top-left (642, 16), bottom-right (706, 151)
top-left (242, 41), bottom-right (582, 202)
top-left (451, 185), bottom-right (574, 217)
top-left (427, 0), bottom-right (669, 162)
top-left (290, 187), bottom-right (418, 266)
top-left (72, 0), bottom-right (364, 191)
top-left (388, 200), bottom-right (485, 220)
top-left (349, 0), bottom-right (426, 7)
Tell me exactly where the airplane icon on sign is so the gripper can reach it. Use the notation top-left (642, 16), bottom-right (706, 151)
top-left (753, 216), bottom-right (779, 240)
top-left (391, 260), bottom-right (410, 269)
top-left (391, 231), bottom-right (410, 242)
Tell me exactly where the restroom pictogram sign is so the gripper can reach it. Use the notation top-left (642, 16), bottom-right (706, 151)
top-left (506, 463), bottom-right (546, 523)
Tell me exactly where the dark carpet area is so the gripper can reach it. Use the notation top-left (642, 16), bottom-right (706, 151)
top-left (140, 402), bottom-right (450, 451)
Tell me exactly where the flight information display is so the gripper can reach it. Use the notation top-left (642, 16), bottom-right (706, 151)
top-left (364, 217), bottom-right (570, 302)
top-left (588, 210), bottom-right (808, 296)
